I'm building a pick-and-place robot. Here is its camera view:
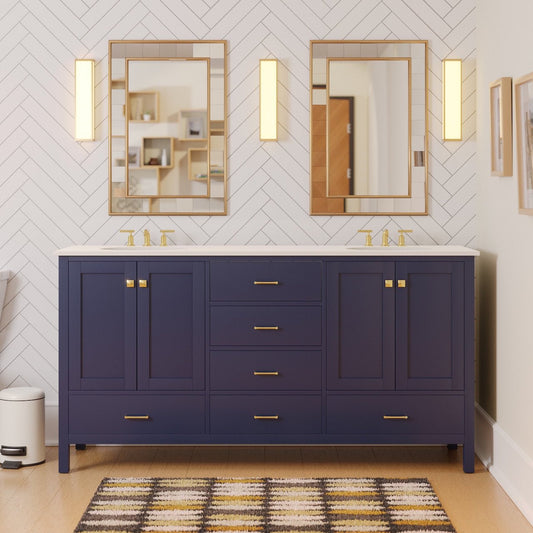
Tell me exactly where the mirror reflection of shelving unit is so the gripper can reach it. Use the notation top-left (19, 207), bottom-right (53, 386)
top-left (128, 92), bottom-right (159, 122)
top-left (188, 148), bottom-right (208, 181)
top-left (141, 137), bottom-right (174, 167)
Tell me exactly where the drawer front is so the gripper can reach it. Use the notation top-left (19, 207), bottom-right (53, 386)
top-left (210, 261), bottom-right (322, 302)
top-left (69, 394), bottom-right (205, 435)
top-left (210, 350), bottom-right (321, 390)
top-left (210, 306), bottom-right (322, 346)
top-left (327, 394), bottom-right (464, 435)
top-left (210, 394), bottom-right (322, 434)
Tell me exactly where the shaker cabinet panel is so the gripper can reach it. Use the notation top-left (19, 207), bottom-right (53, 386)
top-left (137, 262), bottom-right (205, 390)
top-left (395, 261), bottom-right (464, 390)
top-left (327, 262), bottom-right (395, 390)
top-left (68, 261), bottom-right (137, 391)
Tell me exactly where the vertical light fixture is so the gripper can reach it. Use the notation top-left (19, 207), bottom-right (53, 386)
top-left (442, 59), bottom-right (462, 141)
top-left (259, 59), bottom-right (278, 141)
top-left (75, 59), bottom-right (95, 141)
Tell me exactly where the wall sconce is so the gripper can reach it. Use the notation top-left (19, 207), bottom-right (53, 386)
top-left (442, 59), bottom-right (462, 141)
top-left (75, 59), bottom-right (95, 141)
top-left (259, 59), bottom-right (278, 141)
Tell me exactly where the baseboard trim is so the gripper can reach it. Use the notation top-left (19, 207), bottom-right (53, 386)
top-left (475, 403), bottom-right (533, 526)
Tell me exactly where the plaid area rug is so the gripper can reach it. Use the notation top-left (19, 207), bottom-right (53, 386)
top-left (75, 477), bottom-right (456, 532)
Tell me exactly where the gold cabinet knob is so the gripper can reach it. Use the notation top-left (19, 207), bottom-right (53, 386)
top-left (397, 229), bottom-right (413, 246)
top-left (119, 229), bottom-right (135, 246)
top-left (253, 415), bottom-right (279, 420)
top-left (160, 229), bottom-right (175, 246)
top-left (385, 280), bottom-right (393, 288)
top-left (383, 415), bottom-right (409, 420)
top-left (397, 280), bottom-right (406, 288)
top-left (253, 326), bottom-right (279, 330)
top-left (358, 229), bottom-right (373, 246)
top-left (139, 280), bottom-right (147, 288)
top-left (253, 371), bottom-right (280, 376)
top-left (126, 279), bottom-right (135, 288)
top-left (124, 415), bottom-right (150, 420)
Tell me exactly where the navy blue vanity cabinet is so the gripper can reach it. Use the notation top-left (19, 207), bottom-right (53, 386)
top-left (59, 253), bottom-right (475, 473)
top-left (59, 258), bottom-right (206, 473)
top-left (208, 259), bottom-right (324, 439)
top-left (326, 257), bottom-right (475, 473)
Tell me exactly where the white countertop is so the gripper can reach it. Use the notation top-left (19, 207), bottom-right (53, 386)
top-left (55, 245), bottom-right (479, 257)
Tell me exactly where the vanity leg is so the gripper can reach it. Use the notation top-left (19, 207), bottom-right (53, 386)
top-left (59, 440), bottom-right (70, 473)
top-left (75, 444), bottom-right (87, 451)
top-left (462, 441), bottom-right (475, 473)
top-left (447, 444), bottom-right (458, 450)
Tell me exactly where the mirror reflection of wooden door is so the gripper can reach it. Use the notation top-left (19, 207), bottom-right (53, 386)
top-left (328, 97), bottom-right (353, 196)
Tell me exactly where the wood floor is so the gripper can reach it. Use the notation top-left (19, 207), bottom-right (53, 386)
top-left (0, 445), bottom-right (531, 533)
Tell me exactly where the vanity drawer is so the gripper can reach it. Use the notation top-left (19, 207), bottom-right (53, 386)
top-left (210, 394), bottom-right (321, 434)
top-left (327, 394), bottom-right (464, 435)
top-left (68, 394), bottom-right (205, 435)
top-left (210, 350), bottom-right (321, 390)
top-left (210, 260), bottom-right (322, 302)
top-left (210, 306), bottom-right (322, 346)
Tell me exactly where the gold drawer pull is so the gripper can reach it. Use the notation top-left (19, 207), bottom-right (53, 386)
top-left (383, 415), bottom-right (409, 420)
top-left (254, 415), bottom-right (279, 420)
top-left (126, 279), bottom-right (135, 288)
top-left (253, 326), bottom-right (279, 330)
top-left (139, 279), bottom-right (147, 288)
top-left (385, 279), bottom-right (393, 288)
top-left (124, 415), bottom-right (150, 420)
top-left (253, 371), bottom-right (279, 376)
top-left (254, 281), bottom-right (279, 285)
top-left (397, 280), bottom-right (406, 288)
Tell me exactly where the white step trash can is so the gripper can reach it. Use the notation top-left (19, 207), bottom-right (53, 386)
top-left (0, 387), bottom-right (45, 469)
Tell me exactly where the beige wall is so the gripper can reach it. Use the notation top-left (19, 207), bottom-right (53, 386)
top-left (477, 0), bottom-right (533, 458)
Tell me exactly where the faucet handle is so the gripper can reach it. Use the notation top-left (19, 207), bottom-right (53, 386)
top-left (358, 229), bottom-right (373, 247)
top-left (397, 229), bottom-right (413, 247)
top-left (119, 229), bottom-right (135, 246)
top-left (160, 229), bottom-right (175, 247)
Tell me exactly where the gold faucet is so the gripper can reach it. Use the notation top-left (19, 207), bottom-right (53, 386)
top-left (143, 229), bottom-right (151, 246)
top-left (398, 229), bottom-right (413, 246)
top-left (382, 229), bottom-right (389, 247)
top-left (119, 229), bottom-right (135, 246)
top-left (160, 229), bottom-right (175, 246)
top-left (358, 229), bottom-right (373, 246)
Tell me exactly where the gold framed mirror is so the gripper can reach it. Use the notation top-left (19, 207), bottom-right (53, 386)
top-left (310, 40), bottom-right (428, 215)
top-left (108, 40), bottom-right (227, 215)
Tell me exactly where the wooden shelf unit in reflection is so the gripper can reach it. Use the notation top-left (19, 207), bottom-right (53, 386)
top-left (128, 91), bottom-right (159, 122)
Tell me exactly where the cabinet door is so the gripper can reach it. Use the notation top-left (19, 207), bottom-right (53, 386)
top-left (327, 262), bottom-right (395, 390)
top-left (137, 261), bottom-right (205, 390)
top-left (68, 261), bottom-right (137, 390)
top-left (396, 261), bottom-right (464, 390)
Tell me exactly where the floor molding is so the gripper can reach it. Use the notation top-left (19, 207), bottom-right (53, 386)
top-left (475, 403), bottom-right (533, 526)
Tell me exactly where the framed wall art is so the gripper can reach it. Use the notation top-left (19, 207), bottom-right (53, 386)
top-left (489, 77), bottom-right (512, 176)
top-left (515, 73), bottom-right (533, 214)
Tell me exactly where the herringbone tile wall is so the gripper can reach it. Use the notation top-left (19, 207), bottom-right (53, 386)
top-left (0, 0), bottom-right (475, 427)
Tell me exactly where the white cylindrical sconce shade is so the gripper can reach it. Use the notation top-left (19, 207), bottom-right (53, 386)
top-left (442, 59), bottom-right (462, 141)
top-left (260, 59), bottom-right (278, 141)
top-left (75, 59), bottom-right (95, 141)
